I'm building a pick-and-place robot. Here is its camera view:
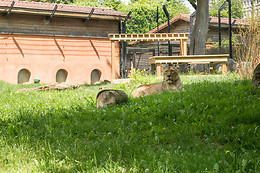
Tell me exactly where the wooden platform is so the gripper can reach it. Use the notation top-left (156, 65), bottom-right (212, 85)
top-left (149, 54), bottom-right (229, 76)
top-left (108, 33), bottom-right (189, 42)
top-left (108, 33), bottom-right (189, 79)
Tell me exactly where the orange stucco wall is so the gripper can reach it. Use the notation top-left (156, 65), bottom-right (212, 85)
top-left (0, 34), bottom-right (119, 84)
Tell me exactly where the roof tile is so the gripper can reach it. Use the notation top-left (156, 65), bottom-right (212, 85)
top-left (148, 14), bottom-right (244, 34)
top-left (130, 14), bottom-right (245, 45)
top-left (0, 0), bottom-right (127, 17)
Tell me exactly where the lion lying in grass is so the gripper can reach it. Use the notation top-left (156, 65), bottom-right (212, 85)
top-left (132, 66), bottom-right (184, 97)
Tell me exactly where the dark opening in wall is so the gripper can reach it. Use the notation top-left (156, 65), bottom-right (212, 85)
top-left (56, 69), bottom-right (68, 83)
top-left (91, 69), bottom-right (101, 84)
top-left (17, 69), bottom-right (31, 84)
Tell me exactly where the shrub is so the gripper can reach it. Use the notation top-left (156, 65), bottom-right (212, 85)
top-left (236, 16), bottom-right (260, 78)
top-left (128, 67), bottom-right (157, 85)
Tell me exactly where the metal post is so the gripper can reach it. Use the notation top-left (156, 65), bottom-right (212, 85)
top-left (218, 10), bottom-right (222, 49)
top-left (121, 11), bottom-right (132, 78)
top-left (218, 1), bottom-right (227, 52)
top-left (188, 0), bottom-right (197, 10)
top-left (50, 4), bottom-right (58, 18)
top-left (122, 22), bottom-right (126, 78)
top-left (228, 0), bottom-right (232, 59)
top-left (163, 5), bottom-right (171, 56)
top-left (157, 6), bottom-right (160, 56)
top-left (3, 0), bottom-right (15, 17)
top-left (118, 22), bottom-right (122, 77)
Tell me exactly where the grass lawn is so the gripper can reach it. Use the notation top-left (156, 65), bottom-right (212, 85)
top-left (0, 73), bottom-right (259, 172)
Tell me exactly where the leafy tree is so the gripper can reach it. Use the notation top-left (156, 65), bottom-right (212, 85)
top-left (209, 0), bottom-right (243, 19)
top-left (120, 0), bottom-right (189, 34)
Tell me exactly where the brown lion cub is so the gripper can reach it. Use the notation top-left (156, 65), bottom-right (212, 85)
top-left (132, 66), bottom-right (184, 97)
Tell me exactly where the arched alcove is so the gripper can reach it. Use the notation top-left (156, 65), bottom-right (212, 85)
top-left (56, 69), bottom-right (68, 83)
top-left (91, 69), bottom-right (101, 84)
top-left (17, 69), bottom-right (31, 84)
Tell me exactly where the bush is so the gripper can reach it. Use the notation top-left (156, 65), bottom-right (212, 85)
top-left (128, 68), bottom-right (157, 85)
top-left (236, 16), bottom-right (260, 78)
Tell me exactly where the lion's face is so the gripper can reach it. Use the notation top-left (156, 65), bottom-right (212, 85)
top-left (163, 67), bottom-right (179, 84)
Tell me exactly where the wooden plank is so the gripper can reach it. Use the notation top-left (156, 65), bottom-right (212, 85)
top-left (151, 54), bottom-right (229, 59)
top-left (0, 34), bottom-right (113, 58)
top-left (153, 59), bottom-right (227, 64)
top-left (222, 62), bottom-right (226, 75)
top-left (156, 64), bottom-right (161, 76)
top-left (183, 39), bottom-right (187, 56)
top-left (149, 58), bottom-right (155, 64)
top-left (149, 54), bottom-right (229, 76)
top-left (180, 39), bottom-right (183, 56)
top-left (0, 13), bottom-right (119, 37)
top-left (209, 62), bottom-right (213, 73)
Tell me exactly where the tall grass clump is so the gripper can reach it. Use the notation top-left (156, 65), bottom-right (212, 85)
top-left (236, 15), bottom-right (260, 78)
top-left (128, 67), bottom-right (158, 85)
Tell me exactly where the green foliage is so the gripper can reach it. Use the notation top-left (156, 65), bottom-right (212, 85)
top-left (120, 0), bottom-right (189, 33)
top-left (209, 0), bottom-right (243, 19)
top-left (0, 74), bottom-right (259, 172)
top-left (128, 68), bottom-right (158, 85)
top-left (213, 35), bottom-right (240, 48)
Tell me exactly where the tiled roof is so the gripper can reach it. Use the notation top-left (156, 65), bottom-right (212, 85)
top-left (148, 14), bottom-right (190, 34)
top-left (148, 13), bottom-right (244, 34)
top-left (130, 14), bottom-right (245, 45)
top-left (0, 0), bottom-right (127, 19)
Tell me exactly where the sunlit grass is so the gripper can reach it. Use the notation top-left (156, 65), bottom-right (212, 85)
top-left (0, 73), bottom-right (259, 172)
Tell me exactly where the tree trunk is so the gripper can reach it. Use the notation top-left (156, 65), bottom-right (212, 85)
top-left (190, 0), bottom-right (209, 55)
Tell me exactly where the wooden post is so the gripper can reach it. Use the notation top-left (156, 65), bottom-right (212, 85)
top-left (156, 63), bottom-right (161, 77)
top-left (183, 39), bottom-right (187, 56)
top-left (180, 39), bottom-right (183, 56)
top-left (209, 62), bottom-right (213, 73)
top-left (222, 61), bottom-right (226, 75)
top-left (111, 41), bottom-right (116, 80)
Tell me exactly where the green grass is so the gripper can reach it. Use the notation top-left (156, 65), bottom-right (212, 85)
top-left (0, 74), bottom-right (259, 172)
